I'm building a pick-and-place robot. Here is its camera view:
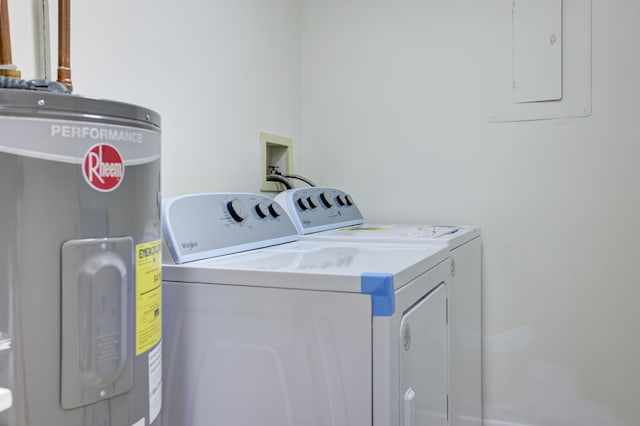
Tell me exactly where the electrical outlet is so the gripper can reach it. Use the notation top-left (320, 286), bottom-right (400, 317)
top-left (261, 132), bottom-right (293, 192)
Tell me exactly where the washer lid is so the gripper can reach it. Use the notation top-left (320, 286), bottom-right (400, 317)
top-left (303, 224), bottom-right (480, 249)
top-left (163, 239), bottom-right (448, 294)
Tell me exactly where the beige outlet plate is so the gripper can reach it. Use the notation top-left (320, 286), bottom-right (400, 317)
top-left (261, 132), bottom-right (293, 192)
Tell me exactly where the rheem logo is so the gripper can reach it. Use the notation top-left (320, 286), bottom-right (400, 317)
top-left (83, 144), bottom-right (125, 192)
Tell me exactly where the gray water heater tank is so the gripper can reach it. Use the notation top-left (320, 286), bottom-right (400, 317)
top-left (0, 89), bottom-right (162, 426)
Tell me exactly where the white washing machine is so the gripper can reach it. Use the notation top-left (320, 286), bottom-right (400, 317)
top-left (275, 187), bottom-right (482, 426)
top-left (161, 193), bottom-right (453, 426)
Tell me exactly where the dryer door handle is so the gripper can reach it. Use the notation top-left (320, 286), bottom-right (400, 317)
top-left (404, 387), bottom-right (416, 426)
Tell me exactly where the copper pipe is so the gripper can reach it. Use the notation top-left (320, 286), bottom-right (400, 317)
top-left (0, 0), bottom-right (12, 64)
top-left (0, 0), bottom-right (20, 78)
top-left (57, 0), bottom-right (72, 91)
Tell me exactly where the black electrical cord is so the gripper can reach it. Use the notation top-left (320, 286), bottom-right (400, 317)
top-left (281, 173), bottom-right (316, 187)
top-left (266, 174), bottom-right (293, 189)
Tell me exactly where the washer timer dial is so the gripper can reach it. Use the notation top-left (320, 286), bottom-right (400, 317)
top-left (227, 199), bottom-right (249, 222)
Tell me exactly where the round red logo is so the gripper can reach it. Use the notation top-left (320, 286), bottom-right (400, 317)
top-left (82, 144), bottom-right (125, 192)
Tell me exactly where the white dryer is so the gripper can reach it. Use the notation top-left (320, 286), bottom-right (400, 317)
top-left (161, 193), bottom-right (453, 426)
top-left (275, 187), bottom-right (482, 426)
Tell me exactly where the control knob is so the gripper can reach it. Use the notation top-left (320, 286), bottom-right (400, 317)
top-left (319, 192), bottom-right (333, 208)
top-left (297, 197), bottom-right (310, 211)
top-left (268, 203), bottom-right (283, 218)
top-left (307, 197), bottom-right (317, 209)
top-left (255, 202), bottom-right (269, 219)
top-left (227, 199), bottom-right (249, 222)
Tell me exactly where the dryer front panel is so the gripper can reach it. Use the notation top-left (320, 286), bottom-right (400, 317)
top-left (399, 283), bottom-right (448, 426)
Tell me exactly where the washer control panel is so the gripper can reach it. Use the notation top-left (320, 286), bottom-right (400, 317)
top-left (162, 193), bottom-right (299, 264)
top-left (274, 187), bottom-right (364, 235)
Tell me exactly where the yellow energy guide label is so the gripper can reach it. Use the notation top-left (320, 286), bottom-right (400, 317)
top-left (136, 239), bottom-right (162, 355)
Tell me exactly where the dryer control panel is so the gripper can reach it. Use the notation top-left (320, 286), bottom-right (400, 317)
top-left (275, 187), bottom-right (364, 235)
top-left (162, 193), bottom-right (300, 264)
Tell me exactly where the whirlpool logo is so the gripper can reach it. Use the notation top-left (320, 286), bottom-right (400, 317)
top-left (181, 241), bottom-right (199, 251)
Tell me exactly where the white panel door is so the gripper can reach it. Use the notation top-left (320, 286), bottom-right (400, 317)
top-left (399, 284), bottom-right (448, 426)
top-left (513, 0), bottom-right (563, 103)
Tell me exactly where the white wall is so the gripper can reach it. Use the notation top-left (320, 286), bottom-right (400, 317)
top-left (9, 0), bottom-right (640, 425)
top-left (300, 1), bottom-right (640, 425)
top-left (11, 0), bottom-right (301, 197)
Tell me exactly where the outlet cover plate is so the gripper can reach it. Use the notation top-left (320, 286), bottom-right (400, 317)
top-left (261, 132), bottom-right (293, 192)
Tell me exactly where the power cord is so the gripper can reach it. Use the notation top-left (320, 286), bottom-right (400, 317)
top-left (267, 166), bottom-right (316, 188)
top-left (266, 170), bottom-right (293, 189)
top-left (281, 173), bottom-right (315, 187)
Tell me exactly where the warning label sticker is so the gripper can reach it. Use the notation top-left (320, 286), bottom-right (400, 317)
top-left (136, 240), bottom-right (162, 356)
top-left (148, 342), bottom-right (162, 424)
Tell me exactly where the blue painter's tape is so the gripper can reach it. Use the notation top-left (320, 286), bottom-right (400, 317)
top-left (361, 273), bottom-right (395, 317)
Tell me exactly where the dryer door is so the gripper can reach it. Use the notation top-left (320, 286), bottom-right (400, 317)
top-left (399, 283), bottom-right (448, 426)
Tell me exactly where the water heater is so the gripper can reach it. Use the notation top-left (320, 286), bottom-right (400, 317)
top-left (0, 89), bottom-right (162, 426)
